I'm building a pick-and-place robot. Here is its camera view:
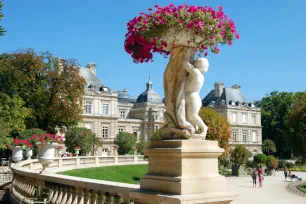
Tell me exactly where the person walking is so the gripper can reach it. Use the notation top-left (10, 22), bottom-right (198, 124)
top-left (284, 166), bottom-right (288, 181)
top-left (251, 168), bottom-right (258, 187)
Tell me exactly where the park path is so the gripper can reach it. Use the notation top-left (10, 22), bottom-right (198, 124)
top-left (227, 171), bottom-right (306, 204)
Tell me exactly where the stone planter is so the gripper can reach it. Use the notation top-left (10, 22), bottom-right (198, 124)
top-left (26, 148), bottom-right (33, 160)
top-left (232, 165), bottom-right (245, 177)
top-left (75, 148), bottom-right (80, 156)
top-left (12, 146), bottom-right (24, 162)
top-left (267, 169), bottom-right (276, 176)
top-left (37, 143), bottom-right (57, 173)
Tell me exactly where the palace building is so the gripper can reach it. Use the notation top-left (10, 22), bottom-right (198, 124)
top-left (202, 82), bottom-right (262, 156)
top-left (79, 63), bottom-right (165, 154)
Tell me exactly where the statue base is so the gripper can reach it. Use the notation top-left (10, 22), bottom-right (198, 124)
top-left (129, 140), bottom-right (238, 204)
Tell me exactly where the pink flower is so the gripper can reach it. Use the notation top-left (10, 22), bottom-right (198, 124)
top-left (204, 52), bottom-right (208, 56)
top-left (148, 8), bottom-right (152, 11)
top-left (228, 41), bottom-right (232, 46)
top-left (218, 5), bottom-right (223, 12)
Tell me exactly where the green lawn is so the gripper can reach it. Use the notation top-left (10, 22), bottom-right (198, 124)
top-left (59, 164), bottom-right (233, 184)
top-left (298, 182), bottom-right (306, 193)
top-left (58, 164), bottom-right (148, 184)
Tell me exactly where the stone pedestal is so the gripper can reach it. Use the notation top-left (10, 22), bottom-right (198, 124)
top-left (130, 140), bottom-right (238, 204)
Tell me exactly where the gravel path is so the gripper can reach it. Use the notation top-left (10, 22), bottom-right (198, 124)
top-left (227, 171), bottom-right (306, 204)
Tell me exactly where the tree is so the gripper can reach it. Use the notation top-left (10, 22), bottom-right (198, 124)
top-left (0, 119), bottom-right (12, 149)
top-left (0, 50), bottom-right (86, 132)
top-left (115, 132), bottom-right (137, 155)
top-left (253, 154), bottom-right (268, 167)
top-left (65, 127), bottom-right (101, 156)
top-left (266, 155), bottom-right (278, 170)
top-left (230, 145), bottom-right (251, 167)
top-left (0, 93), bottom-right (30, 136)
top-left (0, 1), bottom-right (5, 36)
top-left (255, 91), bottom-right (295, 158)
top-left (48, 59), bottom-right (85, 129)
top-left (262, 139), bottom-right (276, 155)
top-left (287, 92), bottom-right (306, 160)
top-left (199, 107), bottom-right (231, 154)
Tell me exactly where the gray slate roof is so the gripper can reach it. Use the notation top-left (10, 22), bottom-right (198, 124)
top-left (136, 81), bottom-right (162, 104)
top-left (80, 68), bottom-right (111, 92)
top-left (114, 89), bottom-right (136, 103)
top-left (202, 87), bottom-right (249, 107)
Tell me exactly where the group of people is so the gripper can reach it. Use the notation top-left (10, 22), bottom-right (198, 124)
top-left (251, 167), bottom-right (264, 188)
top-left (284, 167), bottom-right (303, 182)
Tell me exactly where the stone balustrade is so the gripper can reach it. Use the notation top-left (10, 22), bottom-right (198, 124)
top-left (10, 155), bottom-right (147, 204)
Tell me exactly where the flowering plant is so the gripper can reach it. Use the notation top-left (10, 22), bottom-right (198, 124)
top-left (125, 4), bottom-right (239, 63)
top-left (6, 138), bottom-right (32, 148)
top-left (31, 134), bottom-right (63, 147)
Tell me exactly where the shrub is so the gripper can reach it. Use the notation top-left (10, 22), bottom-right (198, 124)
top-left (285, 161), bottom-right (294, 169)
top-left (65, 127), bottom-right (101, 156)
top-left (230, 145), bottom-right (251, 167)
top-left (254, 154), bottom-right (268, 166)
top-left (136, 140), bottom-right (149, 155)
top-left (278, 160), bottom-right (286, 169)
top-left (115, 132), bottom-right (137, 155)
top-left (266, 155), bottom-right (278, 169)
top-left (219, 156), bottom-right (231, 168)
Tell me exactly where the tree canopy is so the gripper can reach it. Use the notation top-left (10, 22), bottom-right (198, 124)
top-left (199, 107), bottom-right (231, 154)
top-left (262, 139), bottom-right (276, 155)
top-left (0, 1), bottom-right (5, 36)
top-left (287, 92), bottom-right (306, 160)
top-left (253, 154), bottom-right (268, 166)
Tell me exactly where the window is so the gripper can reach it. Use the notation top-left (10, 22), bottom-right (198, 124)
top-left (242, 131), bottom-right (247, 142)
top-left (133, 129), bottom-right (138, 136)
top-left (252, 114), bottom-right (256, 125)
top-left (103, 104), bottom-right (109, 115)
top-left (155, 126), bottom-right (159, 131)
top-left (84, 100), bottom-right (92, 114)
top-left (252, 131), bottom-right (257, 142)
top-left (232, 113), bottom-right (237, 123)
top-left (120, 110), bottom-right (126, 118)
top-left (242, 114), bottom-right (247, 124)
top-left (102, 127), bottom-right (108, 138)
top-left (232, 131), bottom-right (237, 141)
top-left (118, 128), bottom-right (124, 133)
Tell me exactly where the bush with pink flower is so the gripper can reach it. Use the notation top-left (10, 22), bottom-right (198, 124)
top-left (125, 4), bottom-right (239, 63)
top-left (30, 133), bottom-right (63, 147)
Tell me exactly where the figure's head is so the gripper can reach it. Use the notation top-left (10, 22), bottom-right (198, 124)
top-left (194, 58), bottom-right (209, 73)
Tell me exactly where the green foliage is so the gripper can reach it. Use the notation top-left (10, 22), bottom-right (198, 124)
top-left (278, 160), bottom-right (286, 169)
top-left (0, 50), bottom-right (85, 132)
top-left (48, 58), bottom-right (86, 129)
top-left (266, 155), bottom-right (278, 169)
top-left (253, 154), bottom-right (268, 166)
top-left (59, 164), bottom-right (148, 184)
top-left (115, 132), bottom-right (137, 155)
top-left (0, 1), bottom-right (5, 36)
top-left (287, 92), bottom-right (306, 160)
top-left (136, 140), bottom-right (148, 155)
top-left (284, 161), bottom-right (294, 169)
top-left (255, 91), bottom-right (295, 158)
top-left (0, 119), bottom-right (12, 149)
top-left (19, 129), bottom-right (45, 140)
top-left (0, 93), bottom-right (30, 135)
top-left (65, 127), bottom-right (100, 156)
top-left (219, 156), bottom-right (231, 168)
top-left (230, 145), bottom-right (251, 167)
top-left (262, 139), bottom-right (276, 155)
top-left (199, 107), bottom-right (231, 154)
top-left (151, 129), bottom-right (162, 141)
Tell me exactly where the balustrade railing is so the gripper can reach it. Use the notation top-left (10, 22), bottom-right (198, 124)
top-left (10, 155), bottom-right (146, 204)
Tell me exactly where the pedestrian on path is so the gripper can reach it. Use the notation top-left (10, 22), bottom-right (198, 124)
top-left (284, 166), bottom-right (288, 181)
top-left (259, 173), bottom-right (264, 187)
top-left (251, 168), bottom-right (258, 187)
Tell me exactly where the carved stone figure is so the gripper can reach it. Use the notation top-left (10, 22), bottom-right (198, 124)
top-left (185, 58), bottom-right (209, 139)
top-left (161, 46), bottom-right (209, 139)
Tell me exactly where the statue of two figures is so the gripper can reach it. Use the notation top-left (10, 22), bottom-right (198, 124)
top-left (161, 46), bottom-right (209, 140)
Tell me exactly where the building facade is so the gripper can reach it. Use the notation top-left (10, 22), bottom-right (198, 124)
top-left (202, 82), bottom-right (262, 156)
top-left (78, 63), bottom-right (165, 154)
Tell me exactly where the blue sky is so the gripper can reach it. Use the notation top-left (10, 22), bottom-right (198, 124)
top-left (0, 0), bottom-right (305, 101)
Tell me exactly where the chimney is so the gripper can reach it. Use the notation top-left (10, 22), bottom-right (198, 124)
top-left (86, 62), bottom-right (96, 76)
top-left (214, 82), bottom-right (224, 97)
top-left (231, 84), bottom-right (241, 90)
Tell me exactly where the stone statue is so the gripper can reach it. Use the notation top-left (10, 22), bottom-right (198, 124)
top-left (185, 58), bottom-right (209, 139)
top-left (161, 46), bottom-right (209, 140)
